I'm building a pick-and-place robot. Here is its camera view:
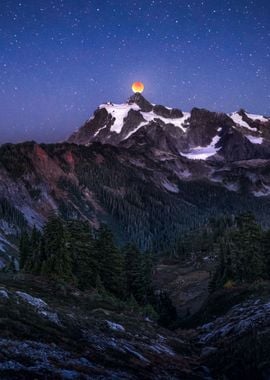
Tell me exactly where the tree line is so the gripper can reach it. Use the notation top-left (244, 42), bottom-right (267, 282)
top-left (173, 212), bottom-right (270, 292)
top-left (19, 217), bottom-right (155, 304)
top-left (19, 212), bottom-right (270, 326)
top-left (19, 216), bottom-right (178, 325)
top-left (209, 213), bottom-right (270, 291)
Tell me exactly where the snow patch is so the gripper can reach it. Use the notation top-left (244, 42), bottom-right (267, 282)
top-left (100, 103), bottom-right (140, 133)
top-left (94, 125), bottom-right (107, 137)
top-left (124, 111), bottom-right (190, 140)
top-left (100, 101), bottom-right (190, 138)
top-left (230, 112), bottom-right (257, 131)
top-left (141, 111), bottom-right (190, 132)
top-left (246, 135), bottom-right (263, 144)
top-left (181, 135), bottom-right (221, 160)
top-left (123, 121), bottom-right (148, 140)
top-left (246, 113), bottom-right (269, 123)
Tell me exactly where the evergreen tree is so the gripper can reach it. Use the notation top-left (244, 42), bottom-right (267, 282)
top-left (261, 229), bottom-right (270, 276)
top-left (19, 230), bottom-right (30, 270)
top-left (94, 225), bottom-right (124, 297)
top-left (67, 220), bottom-right (98, 289)
top-left (123, 244), bottom-right (145, 303)
top-left (41, 216), bottom-right (73, 282)
top-left (235, 213), bottom-right (263, 282)
top-left (210, 213), bottom-right (264, 290)
top-left (25, 226), bottom-right (42, 273)
top-left (141, 250), bottom-right (154, 301)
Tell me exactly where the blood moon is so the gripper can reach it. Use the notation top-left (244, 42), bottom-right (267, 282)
top-left (132, 82), bottom-right (144, 93)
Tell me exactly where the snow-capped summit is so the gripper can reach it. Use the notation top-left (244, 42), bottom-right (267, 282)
top-left (69, 93), bottom-right (190, 145)
top-left (68, 95), bottom-right (270, 163)
top-left (68, 93), bottom-right (191, 147)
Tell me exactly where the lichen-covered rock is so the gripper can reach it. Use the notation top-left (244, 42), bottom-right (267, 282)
top-left (0, 274), bottom-right (208, 380)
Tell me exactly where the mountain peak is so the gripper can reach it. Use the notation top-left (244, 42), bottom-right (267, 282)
top-left (128, 93), bottom-right (153, 112)
top-left (68, 94), bottom-right (270, 165)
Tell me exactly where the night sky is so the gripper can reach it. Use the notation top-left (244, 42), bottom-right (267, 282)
top-left (0, 0), bottom-right (269, 144)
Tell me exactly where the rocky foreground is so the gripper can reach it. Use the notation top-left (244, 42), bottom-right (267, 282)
top-left (1, 274), bottom-right (270, 379)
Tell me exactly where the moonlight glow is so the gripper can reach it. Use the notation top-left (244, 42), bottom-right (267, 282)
top-left (0, 1), bottom-right (269, 143)
top-left (132, 82), bottom-right (144, 93)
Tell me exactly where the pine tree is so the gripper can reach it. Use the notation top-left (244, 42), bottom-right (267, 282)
top-left (210, 213), bottom-right (264, 289)
top-left (261, 229), bottom-right (270, 277)
top-left (41, 216), bottom-right (73, 282)
top-left (19, 230), bottom-right (30, 270)
top-left (123, 244), bottom-right (145, 303)
top-left (141, 250), bottom-right (154, 301)
top-left (67, 220), bottom-right (98, 289)
top-left (94, 225), bottom-right (124, 297)
top-left (25, 226), bottom-right (42, 273)
top-left (235, 213), bottom-right (263, 282)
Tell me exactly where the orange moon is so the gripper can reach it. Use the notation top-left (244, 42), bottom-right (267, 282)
top-left (132, 81), bottom-right (144, 93)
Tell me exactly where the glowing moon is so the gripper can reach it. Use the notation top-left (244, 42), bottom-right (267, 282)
top-left (132, 81), bottom-right (144, 93)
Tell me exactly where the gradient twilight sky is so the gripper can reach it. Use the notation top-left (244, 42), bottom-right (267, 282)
top-left (0, 0), bottom-right (269, 144)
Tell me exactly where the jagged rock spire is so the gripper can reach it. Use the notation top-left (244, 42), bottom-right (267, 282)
top-left (128, 93), bottom-right (153, 112)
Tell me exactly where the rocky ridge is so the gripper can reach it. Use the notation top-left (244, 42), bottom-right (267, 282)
top-left (69, 93), bottom-right (270, 197)
top-left (69, 93), bottom-right (270, 163)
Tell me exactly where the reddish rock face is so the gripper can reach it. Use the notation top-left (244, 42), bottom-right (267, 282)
top-left (35, 145), bottom-right (48, 161)
top-left (64, 151), bottom-right (75, 167)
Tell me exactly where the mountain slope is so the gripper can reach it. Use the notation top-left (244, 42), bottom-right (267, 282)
top-left (1, 140), bottom-right (270, 259)
top-left (1, 94), bottom-right (270, 263)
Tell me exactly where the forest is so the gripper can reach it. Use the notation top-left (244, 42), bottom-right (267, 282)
top-left (14, 212), bottom-right (270, 327)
